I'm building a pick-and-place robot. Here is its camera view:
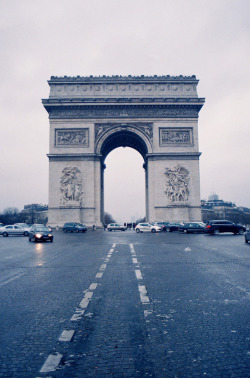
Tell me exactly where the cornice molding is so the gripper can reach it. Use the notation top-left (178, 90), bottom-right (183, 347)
top-left (48, 75), bottom-right (199, 84)
top-left (43, 104), bottom-right (203, 119)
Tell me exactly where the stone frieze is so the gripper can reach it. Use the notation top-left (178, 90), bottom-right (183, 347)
top-left (55, 128), bottom-right (89, 147)
top-left (95, 123), bottom-right (153, 144)
top-left (49, 106), bottom-right (199, 119)
top-left (160, 128), bottom-right (193, 146)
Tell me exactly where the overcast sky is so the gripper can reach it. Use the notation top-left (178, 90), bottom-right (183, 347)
top-left (0, 0), bottom-right (249, 222)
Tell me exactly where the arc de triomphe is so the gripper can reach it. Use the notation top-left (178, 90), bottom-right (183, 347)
top-left (42, 75), bottom-right (205, 227)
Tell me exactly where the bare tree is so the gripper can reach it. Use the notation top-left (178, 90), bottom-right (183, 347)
top-left (104, 212), bottom-right (116, 225)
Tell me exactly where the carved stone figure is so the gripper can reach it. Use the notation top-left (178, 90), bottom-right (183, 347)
top-left (60, 167), bottom-right (83, 205)
top-left (165, 165), bottom-right (190, 202)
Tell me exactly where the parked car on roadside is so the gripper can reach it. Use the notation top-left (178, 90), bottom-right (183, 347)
top-left (0, 225), bottom-right (29, 237)
top-left (154, 222), bottom-right (170, 231)
top-left (204, 220), bottom-right (246, 235)
top-left (107, 223), bottom-right (127, 231)
top-left (178, 222), bottom-right (206, 233)
top-left (165, 223), bottom-right (183, 232)
top-left (29, 226), bottom-right (53, 242)
top-left (151, 222), bottom-right (164, 231)
top-left (135, 223), bottom-right (162, 233)
top-left (63, 222), bottom-right (87, 233)
top-left (245, 229), bottom-right (250, 243)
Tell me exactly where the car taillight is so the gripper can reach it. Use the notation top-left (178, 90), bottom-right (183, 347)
top-left (206, 225), bottom-right (211, 228)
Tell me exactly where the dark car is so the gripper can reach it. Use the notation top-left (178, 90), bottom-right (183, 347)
top-left (165, 223), bottom-right (183, 232)
top-left (28, 226), bottom-right (53, 242)
top-left (204, 220), bottom-right (246, 235)
top-left (178, 222), bottom-right (206, 233)
top-left (63, 222), bottom-right (87, 233)
top-left (154, 222), bottom-right (170, 231)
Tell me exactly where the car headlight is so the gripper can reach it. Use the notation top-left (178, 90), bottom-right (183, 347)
top-left (48, 234), bottom-right (52, 237)
top-left (35, 233), bottom-right (42, 238)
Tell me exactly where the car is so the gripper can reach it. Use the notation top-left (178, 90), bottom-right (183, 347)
top-left (14, 223), bottom-right (31, 234)
top-left (0, 223), bottom-right (4, 228)
top-left (245, 230), bottom-right (250, 243)
top-left (107, 223), bottom-right (127, 231)
top-left (29, 226), bottom-right (53, 242)
top-left (204, 220), bottom-right (246, 235)
top-left (153, 222), bottom-right (170, 231)
top-left (135, 222), bottom-right (162, 233)
top-left (178, 222), bottom-right (206, 233)
top-left (150, 222), bottom-right (164, 231)
top-left (33, 224), bottom-right (52, 232)
top-left (165, 222), bottom-right (183, 232)
top-left (63, 222), bottom-right (87, 233)
top-left (0, 225), bottom-right (29, 237)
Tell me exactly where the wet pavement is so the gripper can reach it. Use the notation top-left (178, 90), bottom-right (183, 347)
top-left (0, 230), bottom-right (249, 377)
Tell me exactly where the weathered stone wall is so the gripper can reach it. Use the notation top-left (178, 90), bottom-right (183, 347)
top-left (43, 75), bottom-right (204, 227)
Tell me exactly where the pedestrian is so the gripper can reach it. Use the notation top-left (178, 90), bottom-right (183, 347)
top-left (92, 224), bottom-right (96, 231)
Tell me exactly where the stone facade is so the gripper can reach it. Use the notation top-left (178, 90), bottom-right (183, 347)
top-left (42, 75), bottom-right (205, 227)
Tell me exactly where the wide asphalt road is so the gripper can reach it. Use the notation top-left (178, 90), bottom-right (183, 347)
top-left (0, 229), bottom-right (249, 377)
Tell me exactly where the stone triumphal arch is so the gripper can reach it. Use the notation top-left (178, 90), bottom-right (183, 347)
top-left (42, 75), bottom-right (205, 227)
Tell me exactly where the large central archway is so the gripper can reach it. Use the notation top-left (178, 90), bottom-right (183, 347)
top-left (43, 75), bottom-right (205, 227)
top-left (104, 147), bottom-right (146, 223)
top-left (97, 128), bottom-right (150, 223)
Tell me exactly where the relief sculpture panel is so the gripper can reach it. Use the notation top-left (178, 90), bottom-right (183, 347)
top-left (160, 128), bottom-right (193, 146)
top-left (55, 128), bottom-right (89, 147)
top-left (165, 165), bottom-right (190, 202)
top-left (60, 167), bottom-right (83, 206)
top-left (95, 123), bottom-right (153, 144)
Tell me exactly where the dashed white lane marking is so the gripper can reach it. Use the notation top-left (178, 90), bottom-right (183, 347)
top-left (130, 244), bottom-right (151, 306)
top-left (135, 269), bottom-right (143, 280)
top-left (138, 284), bottom-right (150, 303)
top-left (40, 244), bottom-right (116, 373)
top-left (95, 272), bottom-right (103, 279)
top-left (89, 283), bottom-right (98, 291)
top-left (40, 352), bottom-right (63, 373)
top-left (58, 330), bottom-right (75, 342)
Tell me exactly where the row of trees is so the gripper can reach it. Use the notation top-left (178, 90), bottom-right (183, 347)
top-left (0, 207), bottom-right (48, 225)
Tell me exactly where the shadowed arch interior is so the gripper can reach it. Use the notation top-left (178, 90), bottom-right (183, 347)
top-left (101, 131), bottom-right (148, 162)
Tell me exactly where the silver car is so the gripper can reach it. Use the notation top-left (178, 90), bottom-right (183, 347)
top-left (0, 225), bottom-right (29, 237)
top-left (107, 223), bottom-right (127, 231)
top-left (135, 223), bottom-right (162, 233)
